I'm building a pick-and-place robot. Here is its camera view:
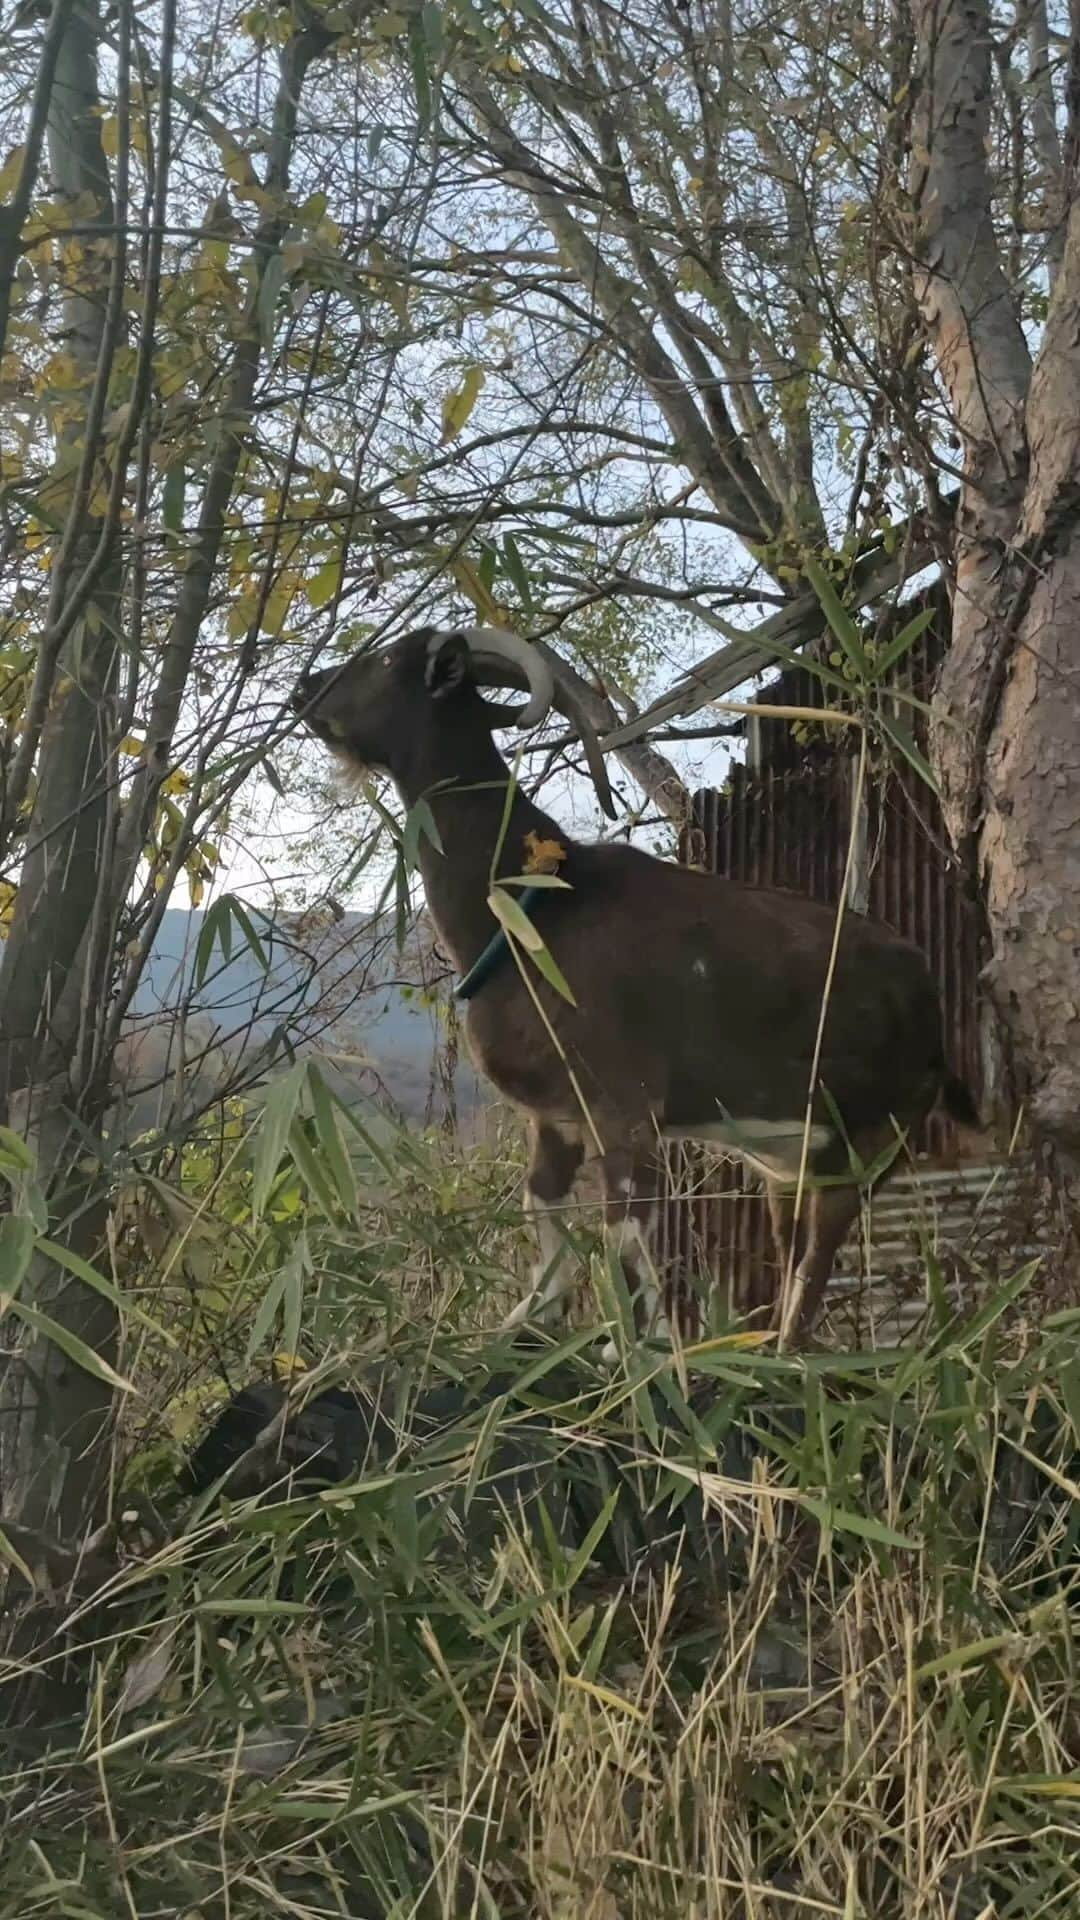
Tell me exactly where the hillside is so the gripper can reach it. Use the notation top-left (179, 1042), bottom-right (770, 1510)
top-left (115, 906), bottom-right (485, 1133)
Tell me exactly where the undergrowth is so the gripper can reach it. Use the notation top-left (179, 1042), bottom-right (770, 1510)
top-left (2, 1078), bottom-right (1078, 1919)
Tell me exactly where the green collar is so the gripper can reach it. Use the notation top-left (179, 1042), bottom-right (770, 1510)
top-left (453, 885), bottom-right (546, 1002)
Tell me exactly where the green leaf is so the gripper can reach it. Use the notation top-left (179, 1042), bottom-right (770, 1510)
top-left (288, 1117), bottom-right (341, 1218)
top-left (487, 885), bottom-right (543, 951)
top-left (35, 1237), bottom-right (177, 1346)
top-left (194, 896), bottom-right (233, 988)
top-left (559, 1490), bottom-right (619, 1594)
top-left (307, 1065), bottom-right (357, 1216)
top-left (251, 1060), bottom-right (308, 1217)
top-left (421, 1), bottom-right (443, 53)
top-left (501, 533), bottom-right (533, 613)
top-left (281, 1233), bottom-right (307, 1359)
top-left (527, 940), bottom-right (578, 1006)
top-left (192, 1597), bottom-right (309, 1617)
top-left (0, 1126), bottom-right (34, 1172)
top-left (193, 894), bottom-right (268, 989)
top-left (801, 1497), bottom-right (919, 1551)
top-left (227, 897), bottom-right (270, 973)
top-left (245, 1263), bottom-right (289, 1365)
top-left (0, 1525), bottom-right (36, 1591)
top-left (262, 756), bottom-right (287, 799)
top-left (401, 796), bottom-right (444, 871)
top-left (257, 249), bottom-right (286, 346)
top-left (803, 557), bottom-right (870, 677)
top-left (873, 601), bottom-right (936, 679)
top-left (879, 711), bottom-right (939, 795)
top-left (162, 463), bottom-right (185, 534)
top-left (915, 1631), bottom-right (1020, 1681)
top-left (306, 554), bottom-right (342, 610)
top-left (941, 1260), bottom-right (1040, 1355)
top-left (7, 1300), bottom-right (136, 1393)
top-left (441, 365), bottom-right (484, 443)
top-left (0, 1216), bottom-right (34, 1308)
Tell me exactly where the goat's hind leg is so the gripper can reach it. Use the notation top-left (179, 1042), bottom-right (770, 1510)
top-left (772, 1178), bottom-right (862, 1345)
top-left (597, 1146), bottom-right (668, 1361)
top-left (502, 1121), bottom-right (584, 1332)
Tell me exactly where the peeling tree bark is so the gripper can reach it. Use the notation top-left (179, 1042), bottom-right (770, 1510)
top-left (912, 0), bottom-right (1080, 1200)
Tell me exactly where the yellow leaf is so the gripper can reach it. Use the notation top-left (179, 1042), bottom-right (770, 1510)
top-left (452, 556), bottom-right (504, 626)
top-left (101, 115), bottom-right (120, 160)
top-left (118, 735), bottom-right (145, 757)
top-left (523, 831), bottom-right (566, 876)
top-left (441, 365), bottom-right (484, 444)
top-left (39, 352), bottom-right (84, 395)
top-left (271, 1350), bottom-right (307, 1379)
top-left (562, 1674), bottom-right (646, 1721)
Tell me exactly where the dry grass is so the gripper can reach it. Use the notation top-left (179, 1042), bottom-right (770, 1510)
top-left (2, 1103), bottom-right (1078, 1919)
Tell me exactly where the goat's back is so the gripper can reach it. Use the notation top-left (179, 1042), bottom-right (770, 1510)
top-left (467, 841), bottom-right (948, 1142)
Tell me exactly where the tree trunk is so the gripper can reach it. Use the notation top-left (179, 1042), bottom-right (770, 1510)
top-left (0, 1), bottom-right (124, 1537)
top-left (912, 0), bottom-right (1080, 1209)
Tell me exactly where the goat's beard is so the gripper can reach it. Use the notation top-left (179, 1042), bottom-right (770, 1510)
top-left (329, 746), bottom-right (389, 800)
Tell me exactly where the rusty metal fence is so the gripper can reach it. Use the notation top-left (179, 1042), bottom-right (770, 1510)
top-left (657, 744), bottom-right (990, 1317)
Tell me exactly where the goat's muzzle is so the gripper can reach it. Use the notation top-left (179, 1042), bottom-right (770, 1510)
top-left (290, 669), bottom-right (327, 713)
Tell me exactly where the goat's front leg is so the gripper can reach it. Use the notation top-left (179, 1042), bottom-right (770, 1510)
top-left (502, 1121), bottom-right (585, 1332)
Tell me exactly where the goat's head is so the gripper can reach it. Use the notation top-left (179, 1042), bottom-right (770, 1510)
top-left (292, 624), bottom-right (616, 816)
top-left (291, 626), bottom-right (553, 771)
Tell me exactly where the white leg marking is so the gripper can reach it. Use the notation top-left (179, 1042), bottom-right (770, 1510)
top-left (502, 1197), bottom-right (574, 1330)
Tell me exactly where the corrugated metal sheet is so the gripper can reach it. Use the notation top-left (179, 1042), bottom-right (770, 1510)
top-left (658, 622), bottom-right (1034, 1318)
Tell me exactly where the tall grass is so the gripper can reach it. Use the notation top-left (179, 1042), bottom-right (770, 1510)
top-left (2, 1091), bottom-right (1078, 1919)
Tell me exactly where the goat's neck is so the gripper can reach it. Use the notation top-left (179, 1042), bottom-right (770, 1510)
top-left (394, 733), bottom-right (565, 972)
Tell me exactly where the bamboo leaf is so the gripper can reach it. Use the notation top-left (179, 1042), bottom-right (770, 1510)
top-left (487, 886), bottom-right (543, 951)
top-left (251, 1061), bottom-right (308, 1217)
top-left (441, 365), bottom-right (484, 443)
top-left (803, 557), bottom-right (870, 676)
top-left (501, 532), bottom-right (533, 613)
top-left (879, 711), bottom-right (939, 795)
top-left (0, 1216), bottom-right (35, 1308)
top-left (528, 940), bottom-right (578, 1005)
top-left (801, 1497), bottom-right (919, 1551)
top-left (35, 1238), bottom-right (177, 1346)
top-left (307, 1065), bottom-right (357, 1216)
top-left (8, 1300), bottom-right (136, 1393)
top-left (0, 1126), bottom-right (34, 1172)
top-left (872, 601), bottom-right (936, 679)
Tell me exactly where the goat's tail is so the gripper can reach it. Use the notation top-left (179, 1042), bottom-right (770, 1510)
top-left (939, 1069), bottom-right (982, 1132)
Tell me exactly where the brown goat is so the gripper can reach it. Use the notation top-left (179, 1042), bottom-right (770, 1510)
top-left (293, 625), bottom-right (978, 1347)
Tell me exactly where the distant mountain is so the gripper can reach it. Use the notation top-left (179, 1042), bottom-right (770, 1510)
top-left (116, 906), bottom-right (485, 1132)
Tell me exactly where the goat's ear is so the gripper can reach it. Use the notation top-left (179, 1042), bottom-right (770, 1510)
top-left (424, 630), bottom-right (470, 700)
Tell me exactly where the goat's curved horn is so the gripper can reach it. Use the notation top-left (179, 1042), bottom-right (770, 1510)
top-left (460, 626), bottom-right (555, 729)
